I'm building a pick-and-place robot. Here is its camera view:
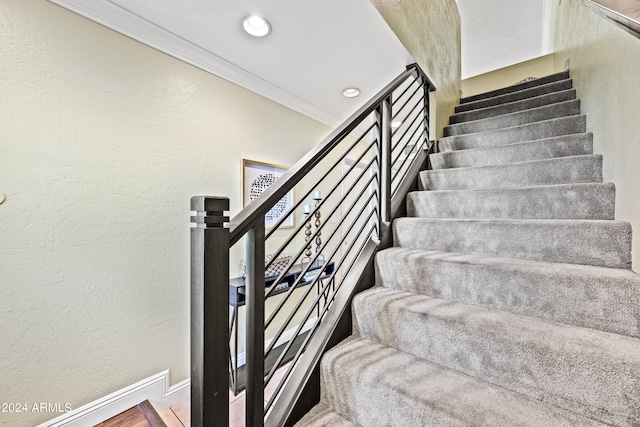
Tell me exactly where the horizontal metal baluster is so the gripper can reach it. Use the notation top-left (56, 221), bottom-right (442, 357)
top-left (394, 79), bottom-right (422, 110)
top-left (391, 93), bottom-right (424, 139)
top-left (264, 215), bottom-right (379, 411)
top-left (392, 132), bottom-right (426, 187)
top-left (391, 107), bottom-right (424, 166)
top-left (262, 186), bottom-right (379, 357)
top-left (264, 137), bottom-right (377, 274)
top-left (393, 95), bottom-right (424, 142)
top-left (263, 154), bottom-right (378, 310)
top-left (230, 65), bottom-right (427, 246)
top-left (263, 200), bottom-right (378, 378)
top-left (263, 146), bottom-right (374, 297)
top-left (391, 76), bottom-right (421, 107)
top-left (264, 204), bottom-right (379, 402)
top-left (205, 64), bottom-right (439, 427)
top-left (264, 135), bottom-right (377, 265)
top-left (265, 122), bottom-right (377, 240)
top-left (263, 173), bottom-right (378, 346)
top-left (391, 81), bottom-right (421, 118)
top-left (393, 130), bottom-right (428, 196)
top-left (392, 119), bottom-right (425, 166)
top-left (263, 160), bottom-right (378, 307)
top-left (391, 117), bottom-right (424, 170)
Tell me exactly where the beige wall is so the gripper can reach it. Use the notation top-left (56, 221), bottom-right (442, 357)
top-left (370, 0), bottom-right (462, 139)
top-left (553, 0), bottom-right (640, 271)
top-left (0, 0), bottom-right (332, 425)
top-left (461, 54), bottom-right (555, 98)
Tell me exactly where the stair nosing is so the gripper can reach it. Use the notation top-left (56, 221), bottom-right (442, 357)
top-left (451, 88), bottom-right (577, 124)
top-left (423, 153), bottom-right (602, 174)
top-left (409, 181), bottom-right (614, 195)
top-left (456, 78), bottom-right (574, 113)
top-left (445, 99), bottom-right (581, 135)
top-left (378, 246), bottom-right (638, 279)
top-left (432, 132), bottom-right (593, 157)
top-left (319, 336), bottom-right (605, 427)
top-left (440, 114), bottom-right (585, 143)
top-left (460, 71), bottom-right (570, 104)
top-left (358, 286), bottom-right (640, 345)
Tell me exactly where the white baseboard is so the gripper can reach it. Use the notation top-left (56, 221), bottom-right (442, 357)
top-left (38, 371), bottom-right (190, 427)
top-left (39, 319), bottom-right (315, 425)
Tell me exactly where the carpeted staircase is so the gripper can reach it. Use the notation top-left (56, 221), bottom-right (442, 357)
top-left (296, 71), bottom-right (640, 426)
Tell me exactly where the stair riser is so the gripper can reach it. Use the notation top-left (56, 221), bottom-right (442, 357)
top-left (456, 79), bottom-right (574, 113)
top-left (451, 89), bottom-right (577, 124)
top-left (439, 115), bottom-right (586, 152)
top-left (460, 71), bottom-right (570, 104)
top-left (421, 155), bottom-right (603, 191)
top-left (393, 218), bottom-right (632, 269)
top-left (407, 183), bottom-right (615, 220)
top-left (298, 70), bottom-right (640, 427)
top-left (318, 338), bottom-right (601, 427)
top-left (375, 248), bottom-right (640, 338)
top-left (353, 288), bottom-right (640, 426)
top-left (430, 133), bottom-right (593, 170)
top-left (445, 100), bottom-right (581, 137)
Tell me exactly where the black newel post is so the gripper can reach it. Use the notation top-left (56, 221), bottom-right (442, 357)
top-left (191, 196), bottom-right (230, 427)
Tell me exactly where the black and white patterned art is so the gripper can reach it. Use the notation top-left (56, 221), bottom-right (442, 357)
top-left (249, 173), bottom-right (289, 223)
top-left (243, 159), bottom-right (294, 228)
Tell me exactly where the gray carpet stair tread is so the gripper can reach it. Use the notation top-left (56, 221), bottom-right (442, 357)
top-left (300, 71), bottom-right (640, 426)
top-left (375, 247), bottom-right (640, 338)
top-left (444, 99), bottom-right (581, 136)
top-left (295, 402), bottom-right (361, 427)
top-left (456, 79), bottom-right (573, 113)
top-left (439, 115), bottom-right (586, 152)
top-left (421, 154), bottom-right (602, 191)
top-left (450, 88), bottom-right (577, 124)
top-left (430, 133), bottom-right (593, 169)
top-left (318, 337), bottom-right (605, 427)
top-left (353, 287), bottom-right (640, 426)
top-left (393, 217), bottom-right (632, 269)
top-left (407, 182), bottom-right (615, 220)
top-left (460, 71), bottom-right (570, 104)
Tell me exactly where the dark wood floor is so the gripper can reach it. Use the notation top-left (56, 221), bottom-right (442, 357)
top-left (96, 405), bottom-right (155, 427)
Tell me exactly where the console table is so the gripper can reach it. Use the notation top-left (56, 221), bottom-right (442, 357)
top-left (229, 261), bottom-right (335, 395)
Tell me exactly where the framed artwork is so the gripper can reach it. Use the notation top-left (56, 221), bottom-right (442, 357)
top-left (242, 159), bottom-right (294, 228)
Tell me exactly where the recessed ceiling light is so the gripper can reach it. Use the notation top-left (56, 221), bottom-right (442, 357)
top-left (391, 120), bottom-right (402, 129)
top-left (342, 87), bottom-right (360, 98)
top-left (242, 15), bottom-right (271, 37)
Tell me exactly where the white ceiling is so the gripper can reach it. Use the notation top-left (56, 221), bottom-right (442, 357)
top-left (49, 0), bottom-right (553, 124)
top-left (48, 0), bottom-right (414, 127)
top-left (457, 0), bottom-right (553, 79)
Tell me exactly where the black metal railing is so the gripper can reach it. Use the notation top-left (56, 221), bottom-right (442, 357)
top-left (190, 64), bottom-right (435, 427)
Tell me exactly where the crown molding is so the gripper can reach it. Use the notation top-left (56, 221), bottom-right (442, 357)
top-left (47, 0), bottom-right (343, 127)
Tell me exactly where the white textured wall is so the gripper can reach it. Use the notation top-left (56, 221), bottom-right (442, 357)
top-left (0, 0), bottom-right (331, 425)
top-left (457, 0), bottom-right (552, 79)
top-left (369, 0), bottom-right (462, 139)
top-left (553, 0), bottom-right (640, 271)
top-left (461, 54), bottom-right (555, 97)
